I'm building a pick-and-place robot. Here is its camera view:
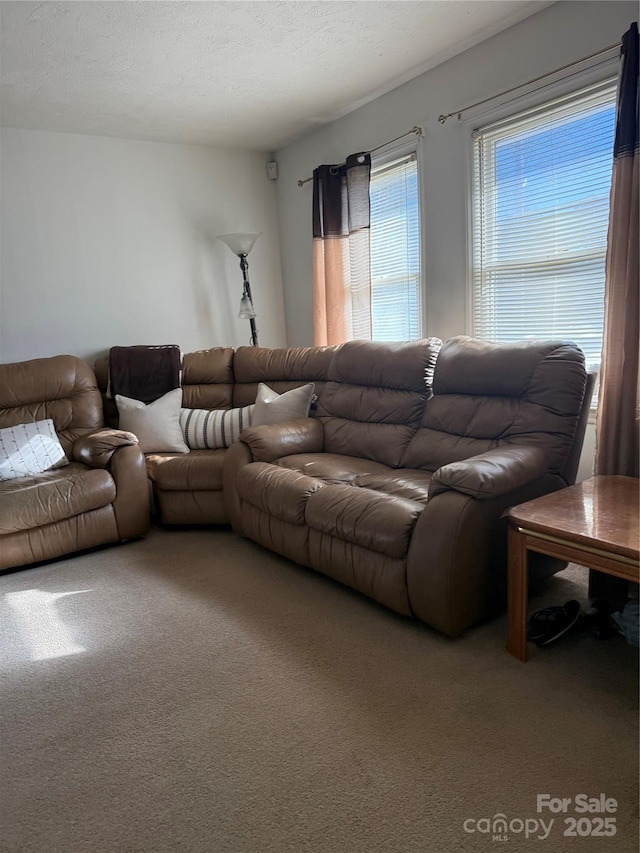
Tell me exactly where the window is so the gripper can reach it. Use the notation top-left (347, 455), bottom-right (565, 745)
top-left (471, 81), bottom-right (616, 376)
top-left (370, 152), bottom-right (421, 341)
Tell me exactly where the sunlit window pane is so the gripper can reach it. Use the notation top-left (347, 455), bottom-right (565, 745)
top-left (472, 81), bottom-right (616, 383)
top-left (370, 154), bottom-right (421, 341)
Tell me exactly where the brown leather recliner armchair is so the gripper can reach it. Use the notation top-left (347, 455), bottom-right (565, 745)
top-left (0, 355), bottom-right (150, 571)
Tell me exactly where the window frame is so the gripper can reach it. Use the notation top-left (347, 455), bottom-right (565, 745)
top-left (370, 136), bottom-right (426, 341)
top-left (464, 60), bottom-right (619, 341)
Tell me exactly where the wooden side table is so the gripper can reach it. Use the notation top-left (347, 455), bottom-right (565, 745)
top-left (506, 476), bottom-right (639, 661)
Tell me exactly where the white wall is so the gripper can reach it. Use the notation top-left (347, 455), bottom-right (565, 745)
top-left (1, 129), bottom-right (286, 364)
top-left (274, 0), bottom-right (635, 481)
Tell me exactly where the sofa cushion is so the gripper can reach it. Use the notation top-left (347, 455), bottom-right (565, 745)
top-left (182, 347), bottom-right (235, 410)
top-left (320, 421), bottom-right (419, 470)
top-left (237, 463), bottom-right (325, 525)
top-left (401, 337), bottom-right (588, 474)
top-left (356, 469), bottom-right (433, 504)
top-left (145, 449), bottom-right (226, 491)
top-left (276, 454), bottom-right (432, 503)
top-left (116, 389), bottom-right (188, 454)
top-left (0, 419), bottom-right (69, 481)
top-left (307, 531), bottom-right (412, 616)
top-left (305, 484), bottom-right (425, 560)
top-left (0, 463), bottom-right (116, 534)
top-left (0, 355), bottom-right (103, 456)
top-left (316, 339), bottom-right (441, 467)
top-left (180, 405), bottom-right (254, 449)
top-left (232, 345), bottom-right (337, 408)
top-left (277, 453), bottom-right (391, 484)
top-left (252, 382), bottom-right (315, 426)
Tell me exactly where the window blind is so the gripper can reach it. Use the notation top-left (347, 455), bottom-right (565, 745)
top-left (472, 81), bottom-right (616, 373)
top-left (370, 153), bottom-right (421, 341)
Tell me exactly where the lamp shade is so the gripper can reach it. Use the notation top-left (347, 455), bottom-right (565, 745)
top-left (238, 295), bottom-right (257, 319)
top-left (217, 232), bottom-right (262, 256)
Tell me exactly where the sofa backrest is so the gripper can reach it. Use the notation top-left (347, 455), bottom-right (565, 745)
top-left (400, 336), bottom-right (588, 479)
top-left (0, 355), bottom-right (103, 455)
top-left (96, 345), bottom-right (339, 425)
top-left (95, 347), bottom-right (236, 425)
top-left (232, 345), bottom-right (339, 407)
top-left (316, 339), bottom-right (442, 467)
top-left (182, 347), bottom-right (235, 409)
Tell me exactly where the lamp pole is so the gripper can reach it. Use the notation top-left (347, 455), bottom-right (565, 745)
top-left (239, 254), bottom-right (259, 347)
top-left (217, 232), bottom-right (261, 346)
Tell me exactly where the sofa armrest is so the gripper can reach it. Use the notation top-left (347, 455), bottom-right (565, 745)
top-left (429, 445), bottom-right (549, 500)
top-left (240, 418), bottom-right (324, 463)
top-left (223, 441), bottom-right (254, 535)
top-left (109, 443), bottom-right (150, 539)
top-left (72, 429), bottom-right (139, 468)
top-left (407, 472), bottom-right (565, 637)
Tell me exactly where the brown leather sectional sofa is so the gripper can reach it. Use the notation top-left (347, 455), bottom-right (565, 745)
top-left (2, 337), bottom-right (593, 637)
top-left (95, 335), bottom-right (591, 636)
top-left (0, 355), bottom-right (149, 570)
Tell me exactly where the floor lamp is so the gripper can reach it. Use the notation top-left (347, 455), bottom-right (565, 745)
top-left (217, 232), bottom-right (261, 347)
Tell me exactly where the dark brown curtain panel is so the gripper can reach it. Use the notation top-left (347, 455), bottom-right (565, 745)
top-left (312, 153), bottom-right (371, 345)
top-left (595, 22), bottom-right (639, 478)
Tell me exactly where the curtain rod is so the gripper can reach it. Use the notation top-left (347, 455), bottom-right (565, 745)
top-left (438, 41), bottom-right (621, 124)
top-left (297, 125), bottom-right (422, 186)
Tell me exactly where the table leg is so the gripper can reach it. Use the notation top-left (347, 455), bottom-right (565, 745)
top-left (507, 525), bottom-right (529, 662)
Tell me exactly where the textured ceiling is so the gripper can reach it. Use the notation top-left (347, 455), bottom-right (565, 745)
top-left (1, 1), bottom-right (552, 150)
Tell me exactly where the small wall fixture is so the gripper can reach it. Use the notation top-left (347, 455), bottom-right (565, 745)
top-left (217, 232), bottom-right (262, 346)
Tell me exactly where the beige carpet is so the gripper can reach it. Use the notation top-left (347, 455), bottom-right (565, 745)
top-left (0, 526), bottom-right (637, 853)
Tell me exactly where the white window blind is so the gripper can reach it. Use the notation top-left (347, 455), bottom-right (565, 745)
top-left (472, 81), bottom-right (616, 373)
top-left (370, 153), bottom-right (421, 341)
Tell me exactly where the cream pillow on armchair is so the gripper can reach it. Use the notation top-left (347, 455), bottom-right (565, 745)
top-left (0, 419), bottom-right (69, 481)
top-left (115, 388), bottom-right (188, 454)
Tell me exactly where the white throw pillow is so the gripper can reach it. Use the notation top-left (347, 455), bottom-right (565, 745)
top-left (0, 419), bottom-right (69, 481)
top-left (252, 382), bottom-right (315, 426)
top-left (180, 405), bottom-right (255, 450)
top-left (115, 389), bottom-right (188, 454)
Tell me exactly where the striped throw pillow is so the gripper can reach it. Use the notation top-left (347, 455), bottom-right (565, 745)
top-left (180, 406), bottom-right (255, 450)
top-left (0, 419), bottom-right (69, 481)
